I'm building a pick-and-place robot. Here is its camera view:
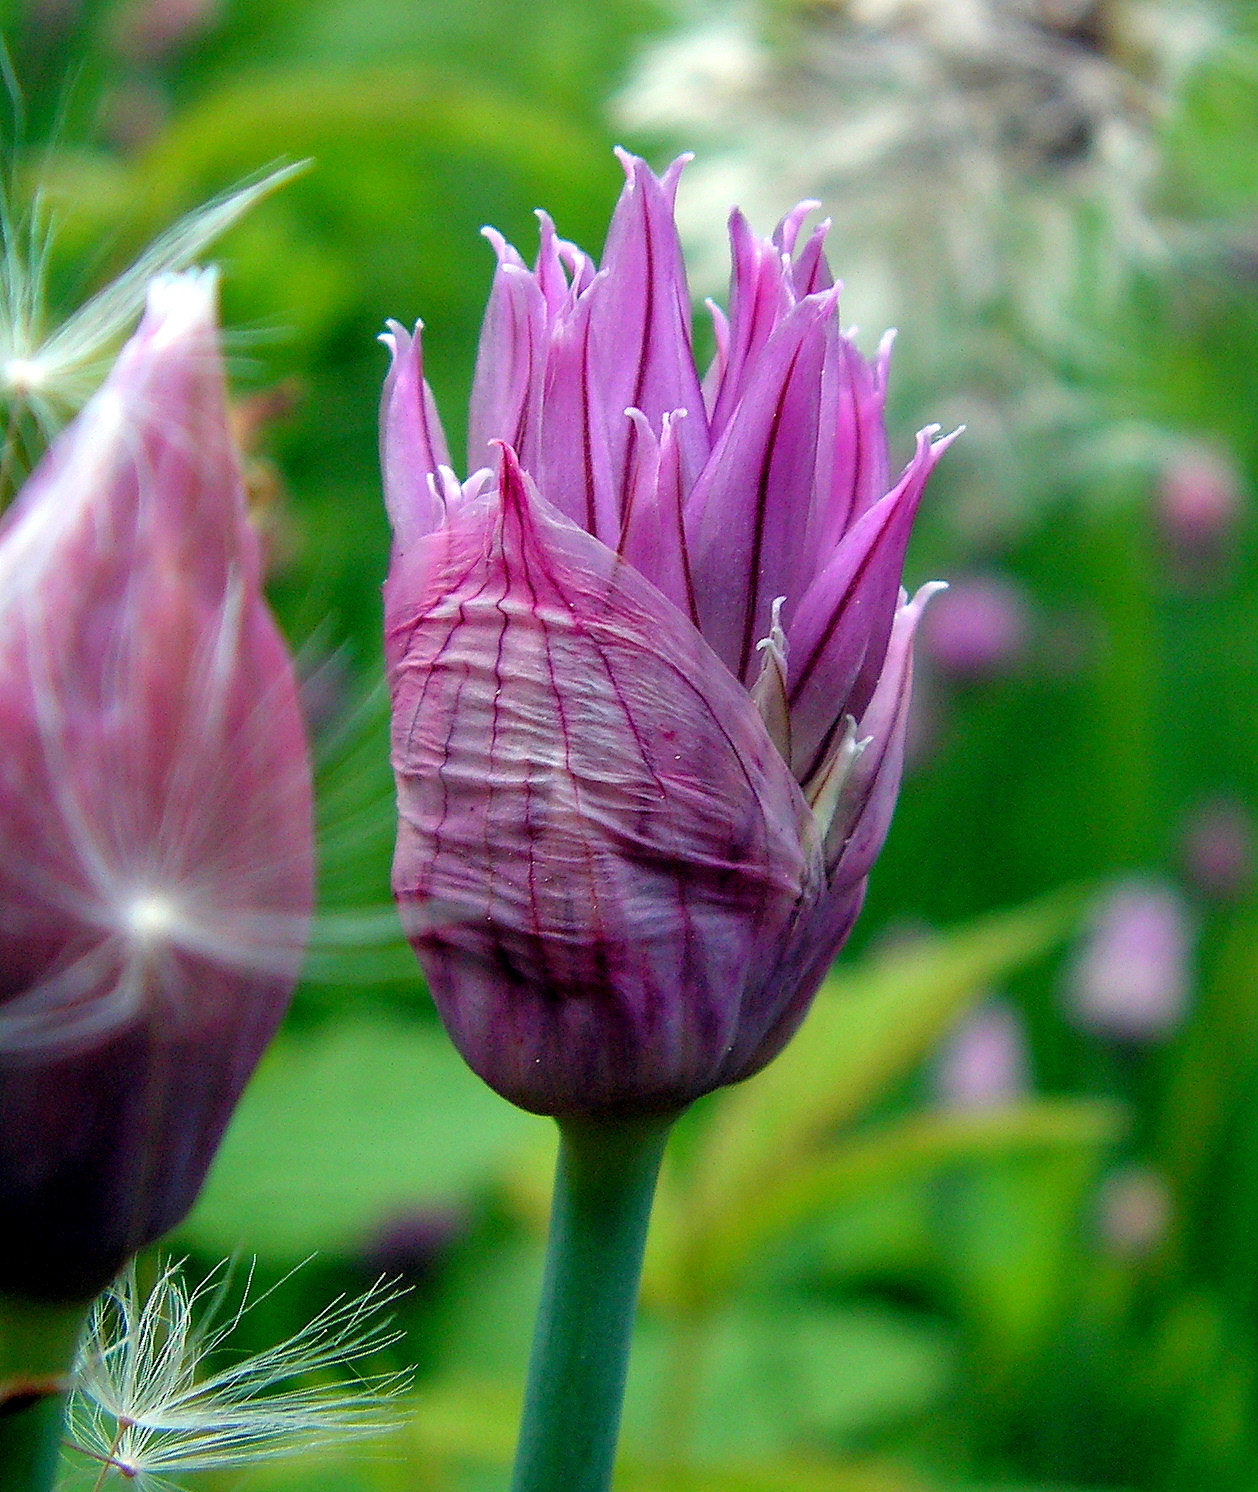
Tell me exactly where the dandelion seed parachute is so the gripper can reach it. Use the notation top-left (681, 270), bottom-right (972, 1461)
top-left (65, 1261), bottom-right (408, 1486)
top-left (0, 164), bottom-right (305, 434)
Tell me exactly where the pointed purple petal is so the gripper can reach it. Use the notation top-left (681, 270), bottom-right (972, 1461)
top-left (831, 582), bottom-right (945, 889)
top-left (791, 219), bottom-right (836, 297)
top-left (810, 330), bottom-right (895, 559)
top-left (533, 211), bottom-right (598, 315)
top-left (618, 408), bottom-right (698, 623)
top-left (706, 209), bottom-right (795, 441)
top-left (533, 287), bottom-right (620, 546)
top-left (617, 405), bottom-right (659, 562)
top-left (717, 584), bottom-right (943, 1094)
top-left (807, 334), bottom-right (884, 563)
top-left (467, 232), bottom-right (547, 475)
top-left (686, 291), bottom-right (836, 685)
top-left (842, 424), bottom-right (957, 719)
top-left (787, 426), bottom-right (955, 782)
top-left (379, 319), bottom-right (452, 549)
top-left (585, 150), bottom-right (710, 501)
top-left (560, 237), bottom-right (597, 299)
top-left (701, 298), bottom-right (730, 417)
top-left (771, 201), bottom-right (836, 298)
top-left (534, 210), bottom-right (571, 315)
top-left (773, 200), bottom-right (821, 257)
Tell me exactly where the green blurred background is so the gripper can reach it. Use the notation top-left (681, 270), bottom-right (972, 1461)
top-left (9, 1), bottom-right (1258, 1488)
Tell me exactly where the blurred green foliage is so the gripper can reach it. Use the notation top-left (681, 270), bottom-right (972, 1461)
top-left (9, 1), bottom-right (1258, 1489)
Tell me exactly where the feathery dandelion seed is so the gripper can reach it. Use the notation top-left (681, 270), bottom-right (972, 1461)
top-left (0, 161), bottom-right (306, 500)
top-left (65, 1259), bottom-right (410, 1487)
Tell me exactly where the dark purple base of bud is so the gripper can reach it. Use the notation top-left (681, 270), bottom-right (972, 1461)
top-left (0, 977), bottom-right (290, 1304)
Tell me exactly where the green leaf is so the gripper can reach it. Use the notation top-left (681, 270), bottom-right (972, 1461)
top-left (108, 67), bottom-right (619, 323)
top-left (436, 1230), bottom-right (546, 1381)
top-left (390, 1301), bottom-right (948, 1483)
top-left (181, 1017), bottom-right (540, 1258)
top-left (625, 1301), bottom-right (954, 1464)
top-left (940, 1149), bottom-right (1106, 1376)
top-left (614, 1457), bottom-right (934, 1492)
top-left (407, 1376), bottom-right (522, 1465)
top-left (314, 1379), bottom-right (937, 1491)
top-left (691, 1100), bottom-right (1123, 1301)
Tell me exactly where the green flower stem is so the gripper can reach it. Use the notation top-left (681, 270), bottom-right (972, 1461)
top-left (510, 1112), bottom-right (674, 1492)
top-left (0, 1294), bottom-right (90, 1492)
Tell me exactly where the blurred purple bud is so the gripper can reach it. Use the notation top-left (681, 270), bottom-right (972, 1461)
top-left (362, 1205), bottom-right (465, 1288)
top-left (1096, 1166), bottom-right (1171, 1260)
top-left (919, 574), bottom-right (1029, 681)
top-left (936, 1001), bottom-right (1030, 1111)
top-left (1067, 878), bottom-right (1192, 1042)
top-left (114, 0), bottom-right (220, 60)
top-left (0, 274), bottom-right (315, 1303)
top-left (99, 79), bottom-right (170, 155)
top-left (381, 151), bottom-right (952, 1116)
top-left (1180, 798), bottom-right (1254, 903)
top-left (1157, 444), bottom-right (1243, 575)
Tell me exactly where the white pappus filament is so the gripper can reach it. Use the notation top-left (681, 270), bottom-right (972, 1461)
top-left (65, 1258), bottom-right (411, 1489)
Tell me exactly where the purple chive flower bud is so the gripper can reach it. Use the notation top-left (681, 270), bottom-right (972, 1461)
top-left (1066, 878), bottom-right (1192, 1043)
top-left (0, 273), bottom-right (315, 1303)
top-left (382, 151), bottom-right (952, 1116)
top-left (919, 574), bottom-right (1029, 681)
top-left (1180, 797), bottom-right (1254, 903)
top-left (936, 1000), bottom-right (1030, 1111)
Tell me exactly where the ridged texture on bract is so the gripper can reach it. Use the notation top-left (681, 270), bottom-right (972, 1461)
top-left (383, 151), bottom-right (952, 1116)
top-left (0, 273), bottom-right (314, 1302)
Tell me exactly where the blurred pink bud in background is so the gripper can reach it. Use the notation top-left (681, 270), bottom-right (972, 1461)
top-left (114, 0), bottom-right (221, 60)
top-left (919, 574), bottom-right (1030, 681)
top-left (936, 1000), bottom-right (1030, 1110)
top-left (362, 1205), bottom-right (466, 1289)
top-left (1156, 444), bottom-right (1243, 577)
top-left (1067, 878), bottom-right (1192, 1042)
top-left (1180, 797), bottom-right (1254, 903)
top-left (1096, 1166), bottom-right (1172, 1260)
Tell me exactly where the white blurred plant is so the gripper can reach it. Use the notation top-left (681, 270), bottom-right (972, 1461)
top-left (620, 0), bottom-right (1226, 330)
top-left (62, 1259), bottom-right (409, 1488)
top-left (617, 1), bottom-right (1239, 531)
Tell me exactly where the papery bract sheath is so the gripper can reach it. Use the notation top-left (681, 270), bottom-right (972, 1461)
top-left (387, 447), bottom-right (820, 1115)
top-left (0, 272), bottom-right (314, 1302)
top-left (382, 151), bottom-right (953, 1117)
